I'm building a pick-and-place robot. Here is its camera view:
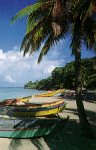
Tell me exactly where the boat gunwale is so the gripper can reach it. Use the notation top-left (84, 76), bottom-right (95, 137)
top-left (13, 105), bottom-right (66, 117)
top-left (0, 99), bottom-right (64, 107)
top-left (14, 102), bottom-right (66, 112)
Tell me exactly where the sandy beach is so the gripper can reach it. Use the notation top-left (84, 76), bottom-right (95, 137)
top-left (0, 93), bottom-right (96, 150)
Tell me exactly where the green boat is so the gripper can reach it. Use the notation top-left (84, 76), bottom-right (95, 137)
top-left (0, 117), bottom-right (68, 139)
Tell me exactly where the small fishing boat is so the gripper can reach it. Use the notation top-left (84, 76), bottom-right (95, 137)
top-left (0, 117), bottom-right (68, 139)
top-left (0, 96), bottom-right (65, 109)
top-left (0, 96), bottom-right (32, 106)
top-left (13, 99), bottom-right (64, 108)
top-left (34, 89), bottom-right (65, 97)
top-left (13, 101), bottom-right (66, 117)
top-left (0, 89), bottom-right (65, 106)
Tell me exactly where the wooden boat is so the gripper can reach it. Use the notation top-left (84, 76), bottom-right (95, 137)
top-left (18, 96), bottom-right (32, 103)
top-left (13, 99), bottom-right (64, 108)
top-left (34, 89), bottom-right (65, 97)
top-left (0, 117), bottom-right (68, 139)
top-left (0, 97), bottom-right (65, 109)
top-left (0, 96), bottom-right (32, 106)
top-left (13, 102), bottom-right (66, 117)
top-left (14, 100), bottom-right (65, 111)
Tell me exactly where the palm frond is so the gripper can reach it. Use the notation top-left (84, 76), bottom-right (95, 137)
top-left (26, 7), bottom-right (51, 34)
top-left (23, 41), bottom-right (31, 56)
top-left (81, 12), bottom-right (96, 52)
top-left (73, 0), bottom-right (90, 20)
top-left (11, 2), bottom-right (43, 23)
top-left (21, 15), bottom-right (52, 56)
top-left (26, 15), bottom-right (37, 34)
top-left (38, 33), bottom-right (54, 63)
top-left (20, 15), bottom-right (49, 50)
top-left (73, 0), bottom-right (88, 14)
top-left (38, 33), bottom-right (62, 63)
top-left (11, 1), bottom-right (52, 23)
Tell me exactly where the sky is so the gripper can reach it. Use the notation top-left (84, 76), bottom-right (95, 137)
top-left (0, 0), bottom-right (95, 87)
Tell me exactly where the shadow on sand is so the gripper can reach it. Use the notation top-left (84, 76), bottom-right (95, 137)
top-left (62, 90), bottom-right (96, 103)
top-left (9, 109), bottom-right (96, 150)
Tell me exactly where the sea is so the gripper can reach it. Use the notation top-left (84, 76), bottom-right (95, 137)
top-left (0, 87), bottom-right (44, 101)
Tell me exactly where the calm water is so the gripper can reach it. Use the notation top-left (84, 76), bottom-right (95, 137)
top-left (0, 87), bottom-right (44, 101)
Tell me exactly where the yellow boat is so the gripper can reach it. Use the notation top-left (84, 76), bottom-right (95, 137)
top-left (13, 102), bottom-right (66, 117)
top-left (34, 89), bottom-right (65, 97)
top-left (18, 96), bottom-right (32, 103)
top-left (15, 99), bottom-right (64, 109)
top-left (0, 96), bottom-right (32, 106)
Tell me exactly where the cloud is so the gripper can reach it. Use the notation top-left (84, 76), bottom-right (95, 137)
top-left (0, 49), bottom-right (6, 60)
top-left (4, 75), bottom-right (16, 83)
top-left (0, 43), bottom-right (66, 86)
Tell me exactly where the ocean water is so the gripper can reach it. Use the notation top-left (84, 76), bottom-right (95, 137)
top-left (0, 87), bottom-right (44, 101)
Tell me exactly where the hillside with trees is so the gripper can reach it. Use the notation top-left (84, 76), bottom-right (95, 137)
top-left (24, 57), bottom-right (96, 90)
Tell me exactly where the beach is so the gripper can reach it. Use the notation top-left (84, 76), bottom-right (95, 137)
top-left (0, 91), bottom-right (96, 150)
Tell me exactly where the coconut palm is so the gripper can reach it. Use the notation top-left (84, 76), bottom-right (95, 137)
top-left (11, 0), bottom-right (96, 137)
top-left (11, 0), bottom-right (71, 61)
top-left (70, 0), bottom-right (96, 137)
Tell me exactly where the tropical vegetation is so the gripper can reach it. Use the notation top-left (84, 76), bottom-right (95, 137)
top-left (24, 57), bottom-right (96, 90)
top-left (11, 0), bottom-right (96, 137)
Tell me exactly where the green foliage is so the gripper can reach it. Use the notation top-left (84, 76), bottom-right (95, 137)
top-left (24, 57), bottom-right (96, 90)
top-left (11, 0), bottom-right (71, 63)
top-left (71, 0), bottom-right (96, 54)
top-left (11, 2), bottom-right (44, 23)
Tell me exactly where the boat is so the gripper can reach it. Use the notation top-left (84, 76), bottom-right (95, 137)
top-left (0, 95), bottom-right (32, 106)
top-left (0, 89), bottom-right (65, 106)
top-left (18, 96), bottom-right (32, 103)
top-left (0, 117), bottom-right (69, 139)
top-left (13, 101), bottom-right (66, 117)
top-left (14, 100), bottom-right (65, 111)
top-left (0, 98), bottom-right (65, 108)
top-left (34, 89), bottom-right (65, 97)
top-left (0, 96), bottom-right (65, 109)
top-left (12, 99), bottom-right (64, 108)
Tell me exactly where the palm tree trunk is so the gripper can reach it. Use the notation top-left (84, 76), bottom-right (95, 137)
top-left (75, 48), bottom-right (94, 138)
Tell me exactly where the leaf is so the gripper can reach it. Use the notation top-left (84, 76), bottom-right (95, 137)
top-left (11, 2), bottom-right (43, 23)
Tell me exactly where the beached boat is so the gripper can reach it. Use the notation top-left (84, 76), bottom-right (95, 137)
top-left (0, 96), bottom-right (32, 106)
top-left (13, 102), bottom-right (66, 117)
top-left (18, 96), bottom-right (32, 103)
top-left (0, 117), bottom-right (68, 139)
top-left (0, 89), bottom-right (65, 106)
top-left (34, 89), bottom-right (65, 97)
top-left (0, 98), bottom-right (65, 108)
top-left (14, 99), bottom-right (64, 108)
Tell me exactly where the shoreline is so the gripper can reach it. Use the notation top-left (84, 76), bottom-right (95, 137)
top-left (0, 97), bottom-right (96, 150)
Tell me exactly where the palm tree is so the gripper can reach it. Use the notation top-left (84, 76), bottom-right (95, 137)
top-left (11, 0), bottom-right (96, 137)
top-left (71, 0), bottom-right (96, 136)
top-left (11, 0), bottom-right (70, 61)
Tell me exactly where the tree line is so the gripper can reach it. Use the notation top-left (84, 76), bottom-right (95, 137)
top-left (24, 57), bottom-right (96, 90)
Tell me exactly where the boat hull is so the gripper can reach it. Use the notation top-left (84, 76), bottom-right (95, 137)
top-left (34, 89), bottom-right (64, 97)
top-left (0, 126), bottom-right (54, 139)
top-left (0, 118), bottom-right (66, 139)
top-left (13, 104), bottom-right (66, 117)
top-left (0, 96), bottom-right (31, 106)
top-left (20, 99), bottom-right (64, 109)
